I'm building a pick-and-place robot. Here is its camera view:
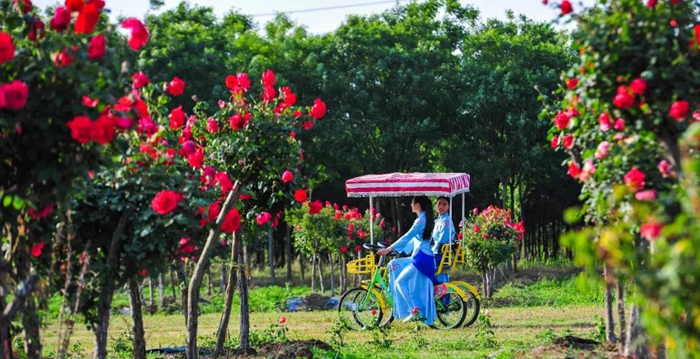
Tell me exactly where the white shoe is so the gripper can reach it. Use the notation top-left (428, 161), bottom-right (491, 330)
top-left (402, 316), bottom-right (413, 323)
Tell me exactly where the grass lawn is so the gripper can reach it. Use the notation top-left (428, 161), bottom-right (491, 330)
top-left (41, 304), bottom-right (614, 358)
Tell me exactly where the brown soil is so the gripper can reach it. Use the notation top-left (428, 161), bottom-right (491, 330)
top-left (513, 336), bottom-right (621, 359)
top-left (258, 339), bottom-right (333, 359)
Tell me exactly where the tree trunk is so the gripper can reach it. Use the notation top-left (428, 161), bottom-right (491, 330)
top-left (299, 254), bottom-right (305, 283)
top-left (186, 185), bottom-right (239, 359)
top-left (318, 255), bottom-right (326, 293)
top-left (170, 269), bottom-right (177, 302)
top-left (175, 261), bottom-right (188, 324)
top-left (129, 277), bottom-right (146, 359)
top-left (285, 225), bottom-right (292, 283)
top-left (22, 297), bottom-right (42, 359)
top-left (148, 277), bottom-right (155, 307)
top-left (340, 254), bottom-right (347, 293)
top-left (603, 265), bottom-right (616, 343)
top-left (617, 278), bottom-right (626, 350)
top-left (214, 233), bottom-right (241, 358)
top-left (268, 229), bottom-right (276, 285)
top-left (93, 212), bottom-right (128, 359)
top-left (624, 305), bottom-right (649, 358)
top-left (328, 253), bottom-right (336, 297)
top-left (238, 239), bottom-right (251, 351)
top-left (207, 266), bottom-right (213, 296)
top-left (220, 263), bottom-right (227, 293)
top-left (310, 254), bottom-right (316, 292)
top-left (159, 273), bottom-right (166, 309)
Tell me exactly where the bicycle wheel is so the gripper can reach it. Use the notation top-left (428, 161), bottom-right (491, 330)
top-left (338, 287), bottom-right (383, 330)
top-left (462, 290), bottom-right (480, 327)
top-left (432, 292), bottom-right (466, 330)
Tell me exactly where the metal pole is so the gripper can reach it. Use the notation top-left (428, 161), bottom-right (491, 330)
top-left (461, 192), bottom-right (466, 241)
top-left (369, 196), bottom-right (375, 244)
top-left (449, 196), bottom-right (453, 244)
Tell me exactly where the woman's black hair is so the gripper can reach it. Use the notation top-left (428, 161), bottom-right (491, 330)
top-left (436, 196), bottom-right (450, 205)
top-left (413, 196), bottom-right (434, 240)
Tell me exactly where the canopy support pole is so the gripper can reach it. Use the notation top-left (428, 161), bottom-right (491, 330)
top-left (461, 192), bottom-right (466, 241)
top-left (369, 196), bottom-right (375, 245)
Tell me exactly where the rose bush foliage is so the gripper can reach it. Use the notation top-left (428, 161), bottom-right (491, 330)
top-left (546, 0), bottom-right (700, 355)
top-left (463, 205), bottom-right (523, 275)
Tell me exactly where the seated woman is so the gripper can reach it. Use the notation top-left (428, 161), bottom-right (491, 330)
top-left (377, 196), bottom-right (437, 324)
top-left (432, 196), bottom-right (456, 283)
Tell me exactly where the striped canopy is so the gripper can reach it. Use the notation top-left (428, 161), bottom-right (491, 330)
top-left (345, 172), bottom-right (471, 198)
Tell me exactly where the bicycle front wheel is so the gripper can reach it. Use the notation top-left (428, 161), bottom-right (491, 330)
top-left (338, 287), bottom-right (383, 330)
top-left (432, 292), bottom-right (467, 330)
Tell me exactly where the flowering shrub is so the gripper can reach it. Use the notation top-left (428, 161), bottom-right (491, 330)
top-left (463, 205), bottom-right (523, 298)
top-left (545, 0), bottom-right (700, 355)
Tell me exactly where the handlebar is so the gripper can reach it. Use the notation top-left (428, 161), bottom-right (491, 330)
top-left (362, 242), bottom-right (388, 252)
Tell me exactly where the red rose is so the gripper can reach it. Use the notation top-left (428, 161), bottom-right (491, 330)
top-left (50, 6), bottom-right (71, 32)
top-left (74, 3), bottom-right (100, 34)
top-left (67, 116), bottom-right (93, 144)
top-left (310, 98), bottom-right (326, 120)
top-left (225, 75), bottom-right (238, 90)
top-left (90, 115), bottom-right (115, 145)
top-left (88, 34), bottom-right (106, 60)
top-left (167, 77), bottom-right (185, 96)
top-left (169, 106), bottom-right (186, 129)
top-left (294, 189), bottom-right (308, 203)
top-left (279, 316), bottom-right (286, 324)
top-left (613, 118), bottom-right (625, 131)
top-left (624, 167), bottom-right (646, 192)
top-left (340, 245), bottom-right (348, 253)
top-left (2, 80), bottom-right (28, 110)
top-left (281, 170), bottom-right (294, 183)
top-left (262, 86), bottom-right (276, 103)
top-left (550, 134), bottom-right (558, 149)
top-left (301, 121), bottom-right (314, 130)
top-left (629, 78), bottom-right (647, 95)
top-left (121, 18), bottom-right (149, 50)
top-left (28, 203), bottom-right (54, 219)
top-left (281, 87), bottom-right (297, 106)
top-left (221, 208), bottom-right (241, 233)
top-left (261, 69), bottom-right (275, 87)
top-left (669, 100), bottom-right (689, 121)
top-left (308, 200), bottom-right (323, 215)
top-left (567, 161), bottom-right (581, 179)
top-left (646, 0), bottom-right (657, 7)
top-left (132, 72), bottom-right (150, 89)
top-left (90, 0), bottom-right (106, 10)
top-left (553, 111), bottom-right (570, 130)
top-left (53, 49), bottom-right (74, 67)
top-left (560, 0), bottom-right (573, 15)
top-left (65, 0), bottom-right (84, 12)
top-left (0, 32), bottom-right (14, 64)
top-left (235, 73), bottom-right (251, 92)
top-left (215, 171), bottom-right (233, 195)
top-left (229, 113), bottom-right (247, 130)
top-left (565, 78), bottom-right (578, 89)
top-left (187, 152), bottom-right (204, 169)
top-left (239, 193), bottom-right (252, 201)
top-left (13, 0), bottom-right (33, 13)
top-left (151, 190), bottom-right (184, 215)
top-left (613, 86), bottom-right (634, 109)
top-left (30, 242), bottom-right (45, 258)
top-left (562, 134), bottom-right (574, 149)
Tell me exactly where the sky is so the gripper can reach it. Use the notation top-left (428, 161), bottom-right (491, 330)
top-left (31, 0), bottom-right (581, 34)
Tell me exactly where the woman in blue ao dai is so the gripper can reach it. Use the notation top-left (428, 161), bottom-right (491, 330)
top-left (377, 196), bottom-right (436, 324)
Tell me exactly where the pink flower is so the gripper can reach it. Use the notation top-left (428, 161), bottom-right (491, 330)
top-left (613, 118), bottom-right (625, 131)
top-left (658, 160), bottom-right (672, 178)
top-left (256, 212), bottom-right (272, 226)
top-left (624, 167), bottom-right (645, 192)
top-left (640, 222), bottom-right (662, 241)
top-left (635, 189), bottom-right (657, 201)
top-left (598, 112), bottom-right (612, 132)
top-left (281, 170), bottom-right (294, 183)
top-left (595, 141), bottom-right (610, 159)
top-left (2, 80), bottom-right (28, 110)
top-left (579, 160), bottom-right (596, 182)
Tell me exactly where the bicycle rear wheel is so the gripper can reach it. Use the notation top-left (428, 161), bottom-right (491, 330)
top-left (432, 292), bottom-right (466, 330)
top-left (461, 290), bottom-right (480, 327)
top-left (338, 287), bottom-right (383, 330)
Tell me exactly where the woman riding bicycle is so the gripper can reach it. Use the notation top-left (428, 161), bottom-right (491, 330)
top-left (377, 196), bottom-right (437, 324)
